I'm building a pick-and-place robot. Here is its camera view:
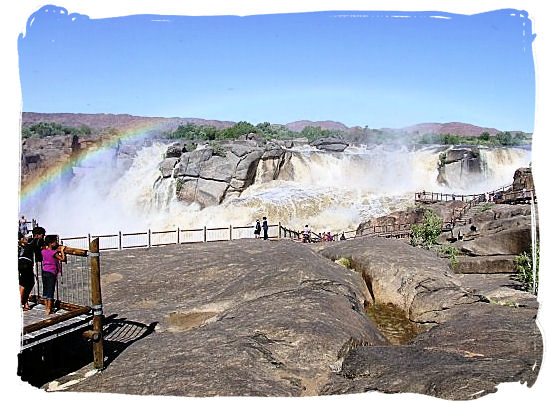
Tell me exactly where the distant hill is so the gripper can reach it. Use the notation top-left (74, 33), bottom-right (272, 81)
top-left (399, 122), bottom-right (502, 136)
top-left (284, 120), bottom-right (354, 133)
top-left (21, 112), bottom-right (235, 132)
top-left (21, 112), bottom-right (525, 137)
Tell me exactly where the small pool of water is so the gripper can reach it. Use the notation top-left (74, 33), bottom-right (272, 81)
top-left (365, 303), bottom-right (420, 345)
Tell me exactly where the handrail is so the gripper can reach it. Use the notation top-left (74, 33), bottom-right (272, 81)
top-left (61, 222), bottom-right (284, 251)
top-left (414, 183), bottom-right (515, 203)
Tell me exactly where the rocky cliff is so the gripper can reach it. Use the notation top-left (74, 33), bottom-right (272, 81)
top-left (158, 136), bottom-right (349, 208)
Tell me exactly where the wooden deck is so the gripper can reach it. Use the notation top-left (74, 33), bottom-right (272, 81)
top-left (21, 300), bottom-right (92, 349)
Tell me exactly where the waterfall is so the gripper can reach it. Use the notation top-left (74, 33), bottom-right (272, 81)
top-left (22, 142), bottom-right (531, 237)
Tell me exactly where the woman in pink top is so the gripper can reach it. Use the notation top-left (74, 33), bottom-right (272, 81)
top-left (41, 234), bottom-right (66, 315)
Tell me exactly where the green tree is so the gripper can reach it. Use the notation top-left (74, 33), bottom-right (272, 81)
top-left (410, 209), bottom-right (443, 247)
top-left (440, 133), bottom-right (461, 145)
top-left (219, 121), bottom-right (257, 139)
top-left (514, 132), bottom-right (527, 144)
top-left (496, 131), bottom-right (513, 146)
top-left (21, 126), bottom-right (32, 138)
top-left (29, 122), bottom-right (65, 137)
top-left (479, 132), bottom-right (491, 141)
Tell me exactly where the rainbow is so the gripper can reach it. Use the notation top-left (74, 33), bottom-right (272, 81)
top-left (19, 119), bottom-right (165, 209)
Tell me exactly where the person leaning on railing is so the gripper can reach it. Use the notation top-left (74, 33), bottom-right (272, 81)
top-left (18, 226), bottom-right (45, 311)
top-left (41, 234), bottom-right (66, 315)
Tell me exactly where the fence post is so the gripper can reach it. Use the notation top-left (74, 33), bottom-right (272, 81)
top-left (229, 225), bottom-right (233, 241)
top-left (278, 222), bottom-right (281, 239)
top-left (203, 226), bottom-right (207, 242)
top-left (177, 227), bottom-right (180, 244)
top-left (88, 233), bottom-right (91, 246)
top-left (118, 231), bottom-right (122, 251)
top-left (148, 229), bottom-right (151, 248)
top-left (89, 237), bottom-right (104, 370)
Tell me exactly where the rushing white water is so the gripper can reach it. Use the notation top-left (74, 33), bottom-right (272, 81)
top-left (22, 142), bottom-right (531, 239)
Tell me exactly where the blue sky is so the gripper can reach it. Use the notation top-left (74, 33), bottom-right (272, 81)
top-left (18, 6), bottom-right (535, 131)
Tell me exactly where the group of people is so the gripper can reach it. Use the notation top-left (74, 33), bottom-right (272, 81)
top-left (18, 216), bottom-right (66, 315)
top-left (254, 217), bottom-right (270, 240)
top-left (301, 224), bottom-right (345, 243)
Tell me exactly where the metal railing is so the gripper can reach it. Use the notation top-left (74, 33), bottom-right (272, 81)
top-left (414, 184), bottom-right (515, 204)
top-left (280, 223), bottom-right (412, 242)
top-left (60, 223), bottom-right (281, 251)
top-left (25, 239), bottom-right (105, 369)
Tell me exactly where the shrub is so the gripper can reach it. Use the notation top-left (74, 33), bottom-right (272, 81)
top-left (335, 257), bottom-right (352, 269)
top-left (515, 244), bottom-right (539, 294)
top-left (439, 244), bottom-right (459, 269)
top-left (175, 178), bottom-right (184, 194)
top-left (479, 202), bottom-right (495, 212)
top-left (438, 153), bottom-right (447, 167)
top-left (209, 142), bottom-right (226, 157)
top-left (410, 209), bottom-right (443, 247)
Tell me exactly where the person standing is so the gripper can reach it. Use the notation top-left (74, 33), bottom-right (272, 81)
top-left (262, 217), bottom-right (269, 240)
top-left (18, 226), bottom-right (45, 311)
top-left (41, 235), bottom-right (66, 315)
top-left (254, 219), bottom-right (261, 238)
top-left (18, 216), bottom-right (28, 239)
top-left (302, 224), bottom-right (311, 243)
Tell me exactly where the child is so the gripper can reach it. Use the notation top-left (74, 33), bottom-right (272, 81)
top-left (41, 235), bottom-right (66, 315)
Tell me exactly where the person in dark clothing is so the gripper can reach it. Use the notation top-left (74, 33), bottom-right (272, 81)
top-left (254, 219), bottom-right (261, 238)
top-left (262, 217), bottom-right (269, 240)
top-left (18, 226), bottom-right (45, 311)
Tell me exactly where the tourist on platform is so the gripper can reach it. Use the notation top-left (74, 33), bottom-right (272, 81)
top-left (18, 226), bottom-right (45, 311)
top-left (302, 225), bottom-right (311, 243)
top-left (254, 219), bottom-right (261, 238)
top-left (262, 217), bottom-right (269, 240)
top-left (18, 216), bottom-right (29, 239)
top-left (326, 232), bottom-right (333, 242)
top-left (41, 235), bottom-right (66, 315)
top-left (340, 233), bottom-right (346, 241)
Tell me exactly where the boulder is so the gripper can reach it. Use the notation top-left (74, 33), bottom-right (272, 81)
top-left (356, 202), bottom-right (466, 236)
top-left (158, 157), bottom-right (179, 178)
top-left (451, 204), bottom-right (534, 256)
top-left (238, 132), bottom-right (266, 147)
top-left (310, 137), bottom-right (349, 152)
top-left (458, 227), bottom-right (532, 256)
top-left (230, 142), bottom-right (255, 158)
top-left (234, 150), bottom-right (264, 183)
top-left (262, 142), bottom-right (285, 159)
top-left (324, 303), bottom-right (541, 400)
top-left (316, 237), bottom-right (541, 400)
top-left (444, 147), bottom-right (478, 164)
top-left (437, 146), bottom-right (483, 186)
top-left (174, 149), bottom-right (213, 178)
top-left (199, 153), bottom-right (240, 183)
top-left (64, 240), bottom-right (386, 396)
top-left (194, 178), bottom-right (230, 207)
top-left (165, 143), bottom-right (184, 158)
top-left (512, 167), bottom-right (534, 191)
top-left (175, 177), bottom-right (198, 203)
top-left (317, 237), bottom-right (481, 325)
top-left (454, 255), bottom-right (517, 274)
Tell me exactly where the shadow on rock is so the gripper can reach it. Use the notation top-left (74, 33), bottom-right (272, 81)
top-left (17, 314), bottom-right (156, 388)
top-left (102, 316), bottom-right (158, 367)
